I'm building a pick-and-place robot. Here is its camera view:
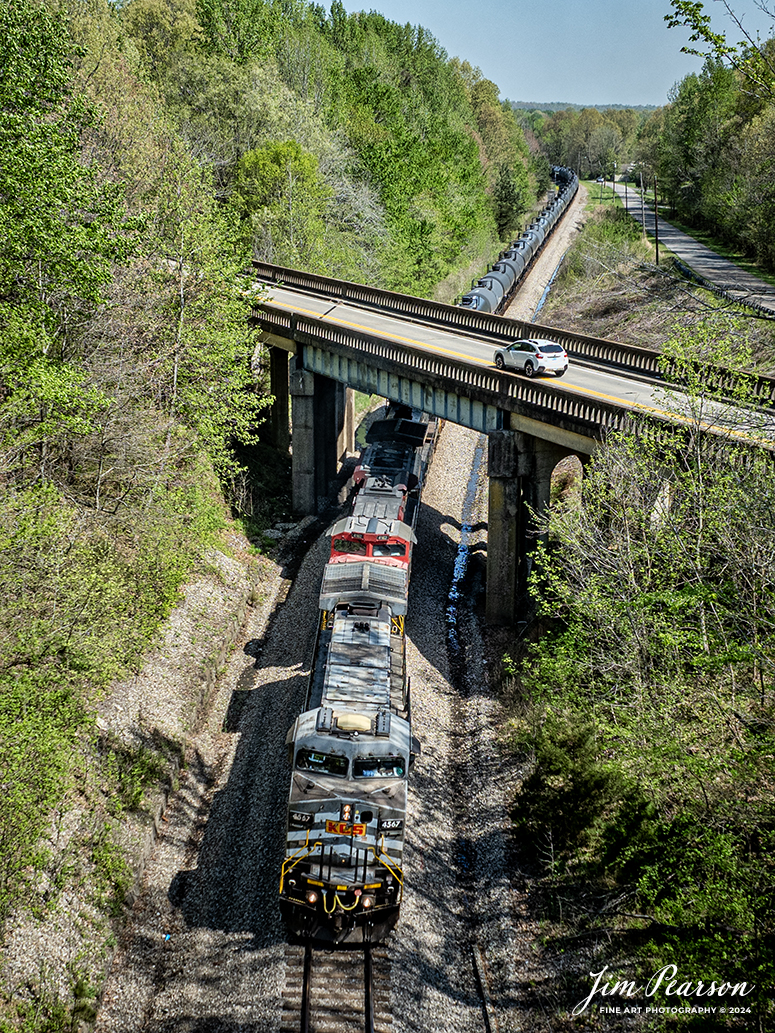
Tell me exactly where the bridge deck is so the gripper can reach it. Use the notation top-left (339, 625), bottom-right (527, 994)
top-left (255, 280), bottom-right (775, 449)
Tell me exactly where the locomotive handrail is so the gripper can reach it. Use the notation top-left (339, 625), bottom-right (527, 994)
top-left (368, 843), bottom-right (403, 887)
top-left (279, 834), bottom-right (320, 892)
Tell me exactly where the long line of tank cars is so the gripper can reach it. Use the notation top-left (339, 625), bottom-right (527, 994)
top-left (459, 165), bottom-right (578, 314)
top-left (280, 406), bottom-right (435, 944)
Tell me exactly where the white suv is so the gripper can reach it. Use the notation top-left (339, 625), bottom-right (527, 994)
top-left (494, 338), bottom-right (569, 378)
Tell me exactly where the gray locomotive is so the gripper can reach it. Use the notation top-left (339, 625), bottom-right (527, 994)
top-left (280, 406), bottom-right (435, 944)
top-left (459, 165), bottom-right (579, 313)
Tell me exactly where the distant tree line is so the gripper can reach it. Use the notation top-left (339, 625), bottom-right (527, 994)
top-left (526, 3), bottom-right (775, 272)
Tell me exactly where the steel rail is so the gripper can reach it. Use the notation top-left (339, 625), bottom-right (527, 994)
top-left (300, 942), bottom-right (312, 1033)
top-left (295, 942), bottom-right (379, 1033)
top-left (364, 944), bottom-right (375, 1033)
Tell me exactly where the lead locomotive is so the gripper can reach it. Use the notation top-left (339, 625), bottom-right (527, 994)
top-left (280, 405), bottom-right (435, 943)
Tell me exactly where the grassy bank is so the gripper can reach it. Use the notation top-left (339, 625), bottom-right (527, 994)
top-left (500, 212), bottom-right (775, 1030)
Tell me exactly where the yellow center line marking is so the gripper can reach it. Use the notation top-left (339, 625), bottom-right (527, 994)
top-left (267, 296), bottom-right (647, 407)
top-left (265, 295), bottom-right (772, 445)
top-left (274, 299), bottom-right (480, 364)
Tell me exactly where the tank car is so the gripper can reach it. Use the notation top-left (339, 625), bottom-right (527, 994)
top-left (506, 239), bottom-right (534, 265)
top-left (456, 164), bottom-right (578, 315)
top-left (525, 222), bottom-right (547, 247)
top-left (484, 263), bottom-right (516, 299)
top-left (475, 274), bottom-right (506, 308)
top-left (501, 250), bottom-right (526, 280)
top-left (459, 290), bottom-right (493, 311)
top-left (280, 407), bottom-right (436, 944)
top-left (460, 279), bottom-right (499, 312)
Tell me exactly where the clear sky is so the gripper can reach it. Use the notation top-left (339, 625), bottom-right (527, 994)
top-left (336, 0), bottom-right (775, 107)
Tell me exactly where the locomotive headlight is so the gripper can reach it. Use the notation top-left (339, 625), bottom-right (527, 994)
top-left (306, 890), bottom-right (319, 905)
top-left (361, 896), bottom-right (373, 909)
top-left (342, 804), bottom-right (352, 821)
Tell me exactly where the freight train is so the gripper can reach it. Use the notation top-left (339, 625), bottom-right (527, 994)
top-left (280, 405), bottom-right (436, 944)
top-left (278, 166), bottom-right (576, 944)
top-left (459, 165), bottom-right (578, 313)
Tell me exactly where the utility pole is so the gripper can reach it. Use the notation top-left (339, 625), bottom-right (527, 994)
top-left (639, 167), bottom-right (646, 240)
top-left (654, 174), bottom-right (660, 265)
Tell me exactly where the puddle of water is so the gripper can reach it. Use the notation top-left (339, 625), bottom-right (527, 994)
top-left (445, 434), bottom-right (486, 692)
top-left (532, 250), bottom-right (568, 321)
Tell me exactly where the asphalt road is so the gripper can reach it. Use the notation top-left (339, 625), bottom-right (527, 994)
top-left (261, 285), bottom-right (775, 444)
top-left (611, 184), bottom-right (775, 313)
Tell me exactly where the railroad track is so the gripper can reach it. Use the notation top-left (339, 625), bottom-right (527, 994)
top-left (281, 942), bottom-right (392, 1033)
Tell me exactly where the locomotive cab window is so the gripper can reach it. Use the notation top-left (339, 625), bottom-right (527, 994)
top-left (353, 755), bottom-right (406, 778)
top-left (372, 542), bottom-right (406, 557)
top-left (332, 537), bottom-right (367, 555)
top-left (295, 749), bottom-right (349, 777)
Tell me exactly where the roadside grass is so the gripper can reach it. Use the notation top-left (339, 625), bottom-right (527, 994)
top-left (593, 182), bottom-right (775, 291)
top-left (579, 179), bottom-right (622, 210)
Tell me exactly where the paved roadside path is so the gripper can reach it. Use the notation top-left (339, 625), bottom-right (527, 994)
top-left (612, 183), bottom-right (775, 314)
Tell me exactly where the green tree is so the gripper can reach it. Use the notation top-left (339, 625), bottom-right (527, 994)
top-left (738, 101), bottom-right (775, 267)
top-left (666, 0), bottom-right (775, 100)
top-left (515, 324), bottom-right (775, 1005)
top-left (493, 163), bottom-right (529, 238)
top-left (0, 0), bottom-right (127, 485)
top-left (121, 0), bottom-right (202, 78)
top-left (231, 139), bottom-right (331, 264)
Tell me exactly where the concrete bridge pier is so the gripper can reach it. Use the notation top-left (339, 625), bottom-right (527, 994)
top-left (269, 347), bottom-right (291, 453)
top-left (290, 360), bottom-right (354, 515)
top-left (486, 429), bottom-right (580, 625)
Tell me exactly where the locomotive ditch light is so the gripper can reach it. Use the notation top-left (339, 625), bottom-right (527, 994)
top-left (361, 896), bottom-right (374, 909)
top-left (306, 890), bottom-right (319, 905)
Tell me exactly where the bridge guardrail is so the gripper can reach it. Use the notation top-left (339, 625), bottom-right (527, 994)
top-left (252, 261), bottom-right (661, 373)
top-left (252, 261), bottom-right (775, 407)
